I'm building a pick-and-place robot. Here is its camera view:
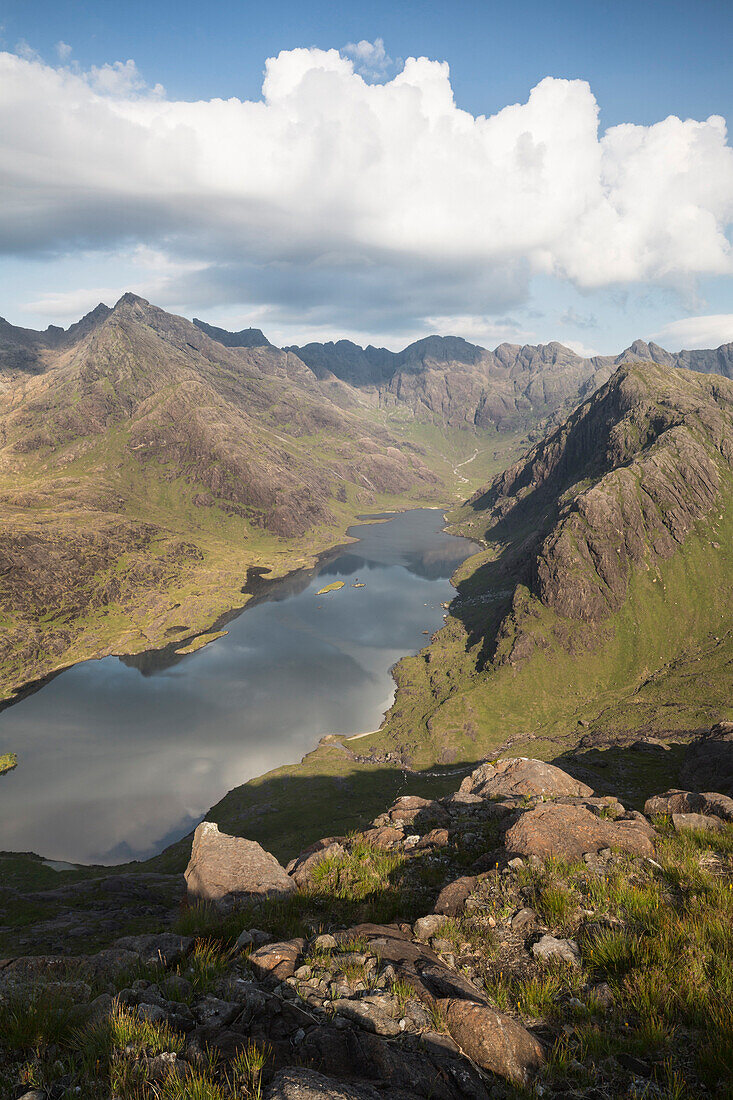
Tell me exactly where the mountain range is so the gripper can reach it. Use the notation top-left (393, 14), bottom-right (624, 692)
top-left (0, 292), bottom-right (731, 704)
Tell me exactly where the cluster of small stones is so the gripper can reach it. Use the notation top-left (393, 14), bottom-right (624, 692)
top-left (3, 758), bottom-right (732, 1099)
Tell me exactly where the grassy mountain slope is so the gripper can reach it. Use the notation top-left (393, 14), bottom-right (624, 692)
top-left (0, 294), bottom-right (466, 702)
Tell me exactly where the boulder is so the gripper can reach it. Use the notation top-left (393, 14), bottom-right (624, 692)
top-left (249, 939), bottom-right (304, 981)
top-left (434, 876), bottom-right (477, 916)
top-left (532, 934), bottom-right (580, 965)
top-left (359, 826), bottom-right (405, 850)
top-left (416, 828), bottom-right (450, 849)
top-left (184, 821), bottom-right (297, 907)
top-left (672, 812), bottom-right (723, 833)
top-left (413, 914), bottom-right (450, 942)
top-left (386, 796), bottom-right (449, 827)
top-left (504, 803), bottom-right (655, 862)
top-left (286, 837), bottom-right (346, 887)
top-left (644, 789), bottom-right (733, 823)
top-left (442, 998), bottom-right (545, 1085)
top-left (458, 757), bottom-right (593, 800)
top-left (511, 907), bottom-right (538, 932)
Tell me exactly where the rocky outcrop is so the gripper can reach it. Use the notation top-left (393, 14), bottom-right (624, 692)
top-left (458, 757), bottom-right (594, 800)
top-left (184, 821), bottom-right (297, 908)
top-left (3, 759), bottom-right (733, 1097)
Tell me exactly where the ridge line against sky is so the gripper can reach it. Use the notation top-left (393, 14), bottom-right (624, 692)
top-left (1, 0), bottom-right (732, 355)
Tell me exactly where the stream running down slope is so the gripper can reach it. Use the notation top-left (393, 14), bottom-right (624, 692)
top-left (0, 510), bottom-right (480, 865)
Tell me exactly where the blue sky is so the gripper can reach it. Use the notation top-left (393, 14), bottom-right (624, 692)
top-left (1, 0), bottom-right (732, 353)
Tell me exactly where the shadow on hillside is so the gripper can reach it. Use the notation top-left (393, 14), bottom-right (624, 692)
top-left (147, 758), bottom-right (486, 875)
top-left (549, 739), bottom-right (690, 809)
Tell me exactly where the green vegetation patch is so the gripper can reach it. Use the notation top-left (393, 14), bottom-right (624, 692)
top-left (0, 751), bottom-right (17, 775)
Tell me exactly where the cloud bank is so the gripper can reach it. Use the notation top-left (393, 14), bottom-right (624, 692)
top-left (1, 44), bottom-right (732, 334)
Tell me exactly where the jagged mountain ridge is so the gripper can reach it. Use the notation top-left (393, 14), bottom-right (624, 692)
top-left (6, 301), bottom-right (732, 434)
top-left (283, 330), bottom-right (733, 432)
top-left (345, 360), bottom-right (733, 770)
top-left (460, 363), bottom-right (733, 660)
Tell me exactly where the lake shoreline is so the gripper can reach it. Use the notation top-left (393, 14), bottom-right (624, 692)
top-left (1, 508), bottom-right (479, 868)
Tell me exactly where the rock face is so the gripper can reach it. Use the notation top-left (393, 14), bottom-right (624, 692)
top-left (184, 821), bottom-right (297, 908)
top-left (504, 803), bottom-right (655, 861)
top-left (454, 363), bottom-right (733, 673)
top-left (459, 757), bottom-right (594, 800)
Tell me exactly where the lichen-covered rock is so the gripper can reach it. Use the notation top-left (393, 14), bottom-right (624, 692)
top-left (413, 914), bottom-right (449, 942)
top-left (532, 934), bottom-right (580, 965)
top-left (184, 821), bottom-right (297, 907)
top-left (442, 998), bottom-right (545, 1085)
top-left (504, 803), bottom-right (655, 861)
top-left (672, 812), bottom-right (724, 833)
top-left (644, 789), bottom-right (733, 822)
top-left (459, 757), bottom-right (593, 800)
top-left (266, 1068), bottom-right (384, 1099)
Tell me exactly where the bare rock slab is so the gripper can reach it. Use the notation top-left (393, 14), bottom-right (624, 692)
top-left (459, 757), bottom-right (593, 800)
top-left (184, 821), bottom-right (297, 907)
top-left (442, 997), bottom-right (545, 1085)
top-left (267, 1068), bottom-right (383, 1099)
top-left (504, 803), bottom-right (655, 862)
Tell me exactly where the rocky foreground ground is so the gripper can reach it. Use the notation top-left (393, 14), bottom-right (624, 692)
top-left (1, 743), bottom-right (732, 1100)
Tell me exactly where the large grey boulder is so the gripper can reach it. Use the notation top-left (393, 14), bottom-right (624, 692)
top-left (184, 821), bottom-right (297, 908)
top-left (644, 789), bottom-right (733, 822)
top-left (458, 757), bottom-right (593, 800)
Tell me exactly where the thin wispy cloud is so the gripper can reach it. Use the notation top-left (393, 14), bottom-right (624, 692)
top-left (342, 37), bottom-right (397, 81)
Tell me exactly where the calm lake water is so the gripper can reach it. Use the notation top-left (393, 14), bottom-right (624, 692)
top-left (0, 509), bottom-right (479, 865)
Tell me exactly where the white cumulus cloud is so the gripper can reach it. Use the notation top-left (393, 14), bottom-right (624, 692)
top-left (652, 314), bottom-right (733, 349)
top-left (0, 45), bottom-right (732, 333)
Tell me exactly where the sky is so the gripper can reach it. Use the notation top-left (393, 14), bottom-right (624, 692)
top-left (1, 0), bottom-right (732, 354)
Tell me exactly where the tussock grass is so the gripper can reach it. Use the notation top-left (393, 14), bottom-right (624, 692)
top-left (0, 987), bottom-right (78, 1051)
